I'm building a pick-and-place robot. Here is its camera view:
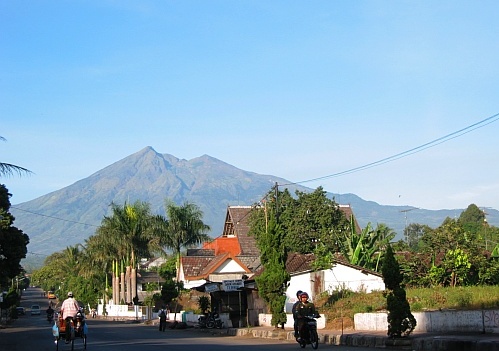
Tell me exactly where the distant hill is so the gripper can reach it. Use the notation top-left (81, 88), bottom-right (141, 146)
top-left (11, 146), bottom-right (499, 264)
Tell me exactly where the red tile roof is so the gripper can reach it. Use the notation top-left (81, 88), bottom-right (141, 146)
top-left (181, 205), bottom-right (363, 281)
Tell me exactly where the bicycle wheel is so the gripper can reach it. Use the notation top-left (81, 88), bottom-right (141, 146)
top-left (310, 330), bottom-right (319, 349)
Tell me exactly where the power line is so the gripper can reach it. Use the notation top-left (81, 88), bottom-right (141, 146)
top-left (280, 112), bottom-right (499, 187)
top-left (11, 206), bottom-right (100, 228)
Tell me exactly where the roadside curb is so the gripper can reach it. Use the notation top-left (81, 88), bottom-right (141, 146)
top-left (224, 327), bottom-right (499, 351)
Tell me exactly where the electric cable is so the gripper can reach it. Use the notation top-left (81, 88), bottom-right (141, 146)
top-left (279, 112), bottom-right (499, 187)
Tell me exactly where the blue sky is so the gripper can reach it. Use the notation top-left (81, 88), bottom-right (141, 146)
top-left (1, 1), bottom-right (498, 212)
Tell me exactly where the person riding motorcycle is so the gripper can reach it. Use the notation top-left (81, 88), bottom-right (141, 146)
top-left (46, 305), bottom-right (55, 321)
top-left (292, 290), bottom-right (303, 338)
top-left (295, 292), bottom-right (317, 341)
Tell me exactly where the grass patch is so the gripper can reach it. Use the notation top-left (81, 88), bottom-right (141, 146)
top-left (315, 285), bottom-right (499, 330)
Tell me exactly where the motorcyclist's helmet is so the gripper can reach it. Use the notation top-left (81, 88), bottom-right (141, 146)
top-left (67, 291), bottom-right (73, 297)
top-left (300, 292), bottom-right (309, 299)
top-left (296, 290), bottom-right (303, 298)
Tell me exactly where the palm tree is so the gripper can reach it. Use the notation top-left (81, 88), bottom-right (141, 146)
top-left (152, 201), bottom-right (210, 318)
top-left (0, 136), bottom-right (32, 177)
top-left (93, 200), bottom-right (155, 304)
top-left (160, 201), bottom-right (211, 278)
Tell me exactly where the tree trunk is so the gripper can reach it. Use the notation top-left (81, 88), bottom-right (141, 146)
top-left (126, 265), bottom-right (131, 303)
top-left (120, 272), bottom-right (125, 304)
top-left (131, 267), bottom-right (137, 303)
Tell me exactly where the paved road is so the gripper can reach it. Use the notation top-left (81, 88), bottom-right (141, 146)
top-left (1, 287), bottom-right (405, 351)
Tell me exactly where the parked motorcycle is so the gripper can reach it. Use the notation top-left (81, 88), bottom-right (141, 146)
top-left (297, 314), bottom-right (320, 349)
top-left (198, 311), bottom-right (223, 329)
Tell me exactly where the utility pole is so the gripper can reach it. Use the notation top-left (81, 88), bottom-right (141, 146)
top-left (400, 208), bottom-right (417, 241)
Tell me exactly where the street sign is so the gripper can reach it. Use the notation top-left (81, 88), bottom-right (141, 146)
top-left (204, 283), bottom-right (220, 293)
top-left (222, 279), bottom-right (244, 291)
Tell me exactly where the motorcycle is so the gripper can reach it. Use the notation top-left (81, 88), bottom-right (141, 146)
top-left (47, 311), bottom-right (54, 323)
top-left (198, 310), bottom-right (223, 329)
top-left (297, 314), bottom-right (320, 349)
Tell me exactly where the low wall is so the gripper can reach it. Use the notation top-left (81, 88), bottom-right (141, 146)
top-left (355, 310), bottom-right (499, 334)
top-left (258, 313), bottom-right (326, 329)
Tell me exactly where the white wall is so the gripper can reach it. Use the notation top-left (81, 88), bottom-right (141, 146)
top-left (323, 264), bottom-right (385, 294)
top-left (285, 264), bottom-right (385, 313)
top-left (217, 260), bottom-right (247, 273)
top-left (258, 313), bottom-right (326, 329)
top-left (355, 310), bottom-right (499, 334)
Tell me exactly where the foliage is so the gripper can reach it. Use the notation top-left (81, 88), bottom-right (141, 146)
top-left (152, 201), bottom-right (211, 282)
top-left (318, 285), bottom-right (499, 331)
top-left (0, 136), bottom-right (32, 177)
top-left (198, 295), bottom-right (210, 313)
top-left (338, 222), bottom-right (395, 272)
top-left (253, 204), bottom-right (289, 327)
top-left (0, 288), bottom-right (20, 313)
top-left (403, 223), bottom-right (432, 251)
top-left (159, 279), bottom-right (182, 307)
top-left (0, 184), bottom-right (30, 289)
top-left (381, 244), bottom-right (416, 338)
top-left (249, 187), bottom-right (351, 255)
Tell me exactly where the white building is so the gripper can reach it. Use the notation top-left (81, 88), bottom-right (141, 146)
top-left (284, 253), bottom-right (385, 313)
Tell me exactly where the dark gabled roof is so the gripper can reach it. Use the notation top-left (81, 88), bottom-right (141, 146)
top-left (224, 206), bottom-right (260, 256)
top-left (286, 252), bottom-right (382, 277)
top-left (186, 248), bottom-right (215, 256)
top-left (237, 255), bottom-right (262, 272)
top-left (181, 256), bottom-right (214, 278)
top-left (286, 252), bottom-right (316, 274)
top-left (137, 271), bottom-right (166, 284)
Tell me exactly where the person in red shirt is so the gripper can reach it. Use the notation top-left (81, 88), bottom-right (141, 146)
top-left (60, 292), bottom-right (80, 343)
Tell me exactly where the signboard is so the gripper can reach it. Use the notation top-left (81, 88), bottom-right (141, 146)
top-left (222, 279), bottom-right (244, 292)
top-left (204, 283), bottom-right (220, 293)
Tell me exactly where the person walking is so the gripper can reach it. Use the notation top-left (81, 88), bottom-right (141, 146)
top-left (158, 307), bottom-right (167, 332)
top-left (60, 292), bottom-right (80, 344)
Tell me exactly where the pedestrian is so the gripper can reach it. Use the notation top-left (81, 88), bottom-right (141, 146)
top-left (158, 307), bottom-right (167, 332)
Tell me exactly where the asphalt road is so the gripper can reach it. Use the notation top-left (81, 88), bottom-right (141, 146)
top-left (1, 287), bottom-right (403, 351)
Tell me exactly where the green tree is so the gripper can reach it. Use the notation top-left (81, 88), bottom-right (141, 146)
top-left (404, 223), bottom-right (432, 252)
top-left (0, 184), bottom-right (29, 289)
top-left (337, 222), bottom-right (395, 272)
top-left (381, 244), bottom-right (416, 338)
top-left (459, 204), bottom-right (486, 244)
top-left (154, 201), bottom-right (211, 281)
top-left (249, 186), bottom-right (352, 256)
top-left (92, 200), bottom-right (156, 304)
top-left (158, 257), bottom-right (181, 308)
top-left (253, 204), bottom-right (289, 328)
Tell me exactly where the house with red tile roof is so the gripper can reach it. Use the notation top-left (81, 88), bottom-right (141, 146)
top-left (178, 203), bottom-right (381, 327)
top-left (179, 206), bottom-right (260, 290)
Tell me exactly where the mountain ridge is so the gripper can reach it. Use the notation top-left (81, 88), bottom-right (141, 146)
top-left (10, 146), bottom-right (499, 260)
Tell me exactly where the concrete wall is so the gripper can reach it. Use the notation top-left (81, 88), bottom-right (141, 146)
top-left (355, 310), bottom-right (499, 334)
top-left (258, 313), bottom-right (326, 329)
